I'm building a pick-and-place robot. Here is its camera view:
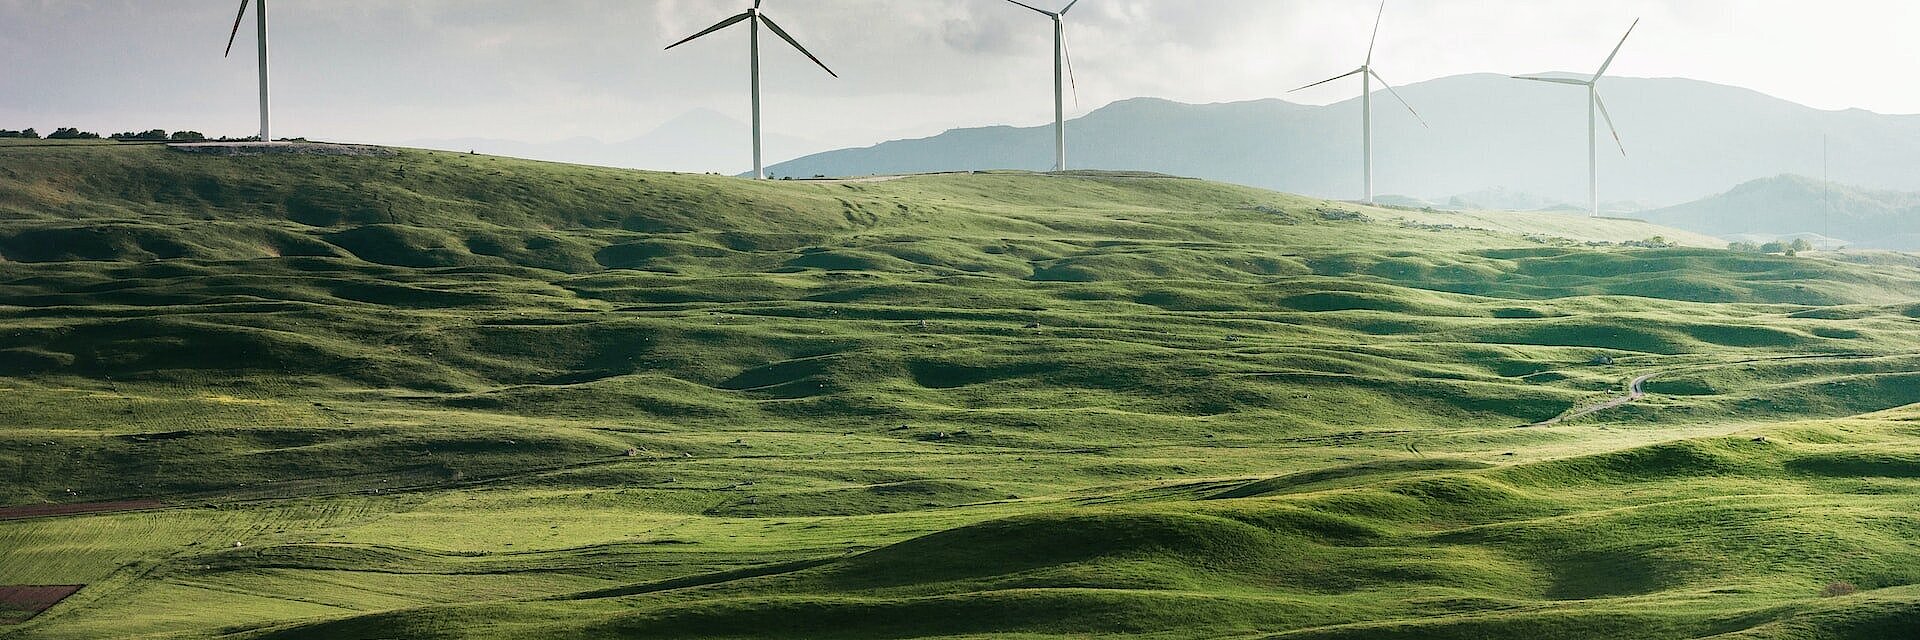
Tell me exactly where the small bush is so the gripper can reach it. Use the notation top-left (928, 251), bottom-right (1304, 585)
top-left (1822, 581), bottom-right (1858, 597)
top-left (46, 127), bottom-right (100, 139)
top-left (110, 129), bottom-right (171, 141)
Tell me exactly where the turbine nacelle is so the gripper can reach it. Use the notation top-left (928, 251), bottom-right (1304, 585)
top-left (1512, 17), bottom-right (1639, 158)
top-left (1006, 0), bottom-right (1078, 19)
top-left (1287, 0), bottom-right (1423, 204)
top-left (1513, 18), bottom-right (1639, 214)
top-left (664, 5), bottom-right (836, 78)
top-left (1004, 0), bottom-right (1081, 172)
top-left (665, 1), bottom-right (837, 179)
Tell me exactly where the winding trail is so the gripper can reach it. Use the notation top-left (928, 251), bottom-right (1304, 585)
top-left (1522, 352), bottom-right (1883, 428)
top-left (797, 170), bottom-right (976, 184)
top-left (1528, 373), bottom-right (1658, 427)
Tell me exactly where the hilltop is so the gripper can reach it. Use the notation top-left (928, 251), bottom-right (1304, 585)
top-left (1641, 174), bottom-right (1920, 249)
top-left (766, 74), bottom-right (1920, 209)
top-left (3, 141), bottom-right (1920, 639)
top-left (407, 109), bottom-right (825, 175)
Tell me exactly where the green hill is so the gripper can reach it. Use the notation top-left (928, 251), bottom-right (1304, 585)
top-left (1641, 174), bottom-right (1920, 250)
top-left (3, 141), bottom-right (1920, 639)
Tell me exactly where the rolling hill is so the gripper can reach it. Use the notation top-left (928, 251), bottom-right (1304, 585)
top-left (406, 109), bottom-right (824, 175)
top-left (1640, 174), bottom-right (1920, 250)
top-left (3, 140), bottom-right (1920, 639)
top-left (766, 74), bottom-right (1920, 210)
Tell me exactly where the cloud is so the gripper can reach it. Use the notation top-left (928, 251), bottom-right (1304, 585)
top-left (5, 0), bottom-right (1920, 165)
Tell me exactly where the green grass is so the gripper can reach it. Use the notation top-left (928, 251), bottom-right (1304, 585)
top-left (3, 141), bottom-right (1920, 638)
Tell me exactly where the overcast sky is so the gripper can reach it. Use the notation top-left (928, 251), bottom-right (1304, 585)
top-left (5, 0), bottom-right (1919, 167)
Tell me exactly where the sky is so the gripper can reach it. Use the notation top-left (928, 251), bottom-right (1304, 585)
top-left (5, 0), bottom-right (1920, 171)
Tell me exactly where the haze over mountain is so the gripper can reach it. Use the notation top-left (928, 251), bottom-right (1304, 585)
top-left (767, 73), bottom-right (1920, 209)
top-left (407, 109), bottom-right (823, 175)
top-left (1642, 174), bottom-right (1920, 250)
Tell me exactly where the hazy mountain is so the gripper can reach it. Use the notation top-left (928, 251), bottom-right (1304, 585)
top-left (1443, 186), bottom-right (1579, 212)
top-left (408, 109), bottom-right (822, 175)
top-left (1382, 188), bottom-right (1635, 213)
top-left (767, 73), bottom-right (1920, 207)
top-left (1724, 232), bottom-right (1851, 252)
top-left (1641, 174), bottom-right (1920, 250)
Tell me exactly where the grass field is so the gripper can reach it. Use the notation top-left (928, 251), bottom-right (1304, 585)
top-left (2, 140), bottom-right (1920, 638)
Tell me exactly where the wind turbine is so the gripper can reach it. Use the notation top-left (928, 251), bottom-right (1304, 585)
top-left (665, 0), bottom-right (837, 180)
top-left (1005, 0), bottom-right (1080, 172)
top-left (1515, 18), bottom-right (1639, 216)
top-left (223, 0), bottom-right (271, 142)
top-left (1290, 0), bottom-right (1426, 205)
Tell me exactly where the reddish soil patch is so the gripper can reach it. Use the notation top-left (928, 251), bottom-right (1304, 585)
top-left (0, 585), bottom-right (82, 623)
top-left (0, 500), bottom-right (165, 521)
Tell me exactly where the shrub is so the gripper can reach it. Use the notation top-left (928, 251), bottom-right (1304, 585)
top-left (46, 127), bottom-right (100, 139)
top-left (1822, 581), bottom-right (1858, 597)
top-left (110, 129), bottom-right (171, 141)
top-left (170, 131), bottom-right (206, 141)
top-left (0, 128), bottom-right (37, 139)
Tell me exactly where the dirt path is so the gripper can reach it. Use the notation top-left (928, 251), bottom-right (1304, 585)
top-left (797, 170), bottom-right (977, 184)
top-left (804, 175), bottom-right (913, 184)
top-left (1524, 352), bottom-right (1885, 428)
top-left (1528, 373), bottom-right (1658, 427)
top-left (0, 585), bottom-right (83, 623)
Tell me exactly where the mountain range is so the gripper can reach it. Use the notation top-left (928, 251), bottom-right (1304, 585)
top-left (766, 73), bottom-right (1920, 209)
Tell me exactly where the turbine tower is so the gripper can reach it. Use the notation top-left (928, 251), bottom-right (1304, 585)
top-left (1290, 0), bottom-right (1426, 205)
top-left (1515, 18), bottom-right (1638, 216)
top-left (224, 0), bottom-right (271, 142)
top-left (1006, 0), bottom-right (1080, 172)
top-left (666, 0), bottom-right (837, 180)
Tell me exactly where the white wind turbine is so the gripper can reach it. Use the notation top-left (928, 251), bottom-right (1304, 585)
top-left (1515, 18), bottom-right (1639, 216)
top-left (223, 0), bottom-right (272, 142)
top-left (1291, 0), bottom-right (1426, 205)
top-left (666, 0), bottom-right (837, 180)
top-left (1005, 0), bottom-right (1080, 172)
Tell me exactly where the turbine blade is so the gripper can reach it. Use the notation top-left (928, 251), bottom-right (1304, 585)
top-left (1594, 18), bottom-right (1639, 79)
top-left (1369, 69), bottom-right (1427, 128)
top-left (663, 11), bottom-right (752, 51)
top-left (1005, 0), bottom-right (1054, 16)
top-left (1060, 0), bottom-right (1080, 14)
top-left (1365, 0), bottom-right (1386, 65)
top-left (224, 0), bottom-right (250, 58)
top-left (759, 14), bottom-right (837, 78)
top-left (1512, 75), bottom-right (1591, 86)
top-left (1063, 25), bottom-right (1079, 108)
top-left (1594, 91), bottom-right (1626, 156)
top-left (1290, 68), bottom-right (1364, 93)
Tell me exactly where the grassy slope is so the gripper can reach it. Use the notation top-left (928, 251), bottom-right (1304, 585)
top-left (2, 141), bottom-right (1920, 638)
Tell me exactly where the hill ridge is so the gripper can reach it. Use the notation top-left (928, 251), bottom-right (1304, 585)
top-left (766, 73), bottom-right (1920, 210)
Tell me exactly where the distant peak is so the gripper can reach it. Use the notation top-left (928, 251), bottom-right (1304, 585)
top-left (652, 108), bottom-right (749, 132)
